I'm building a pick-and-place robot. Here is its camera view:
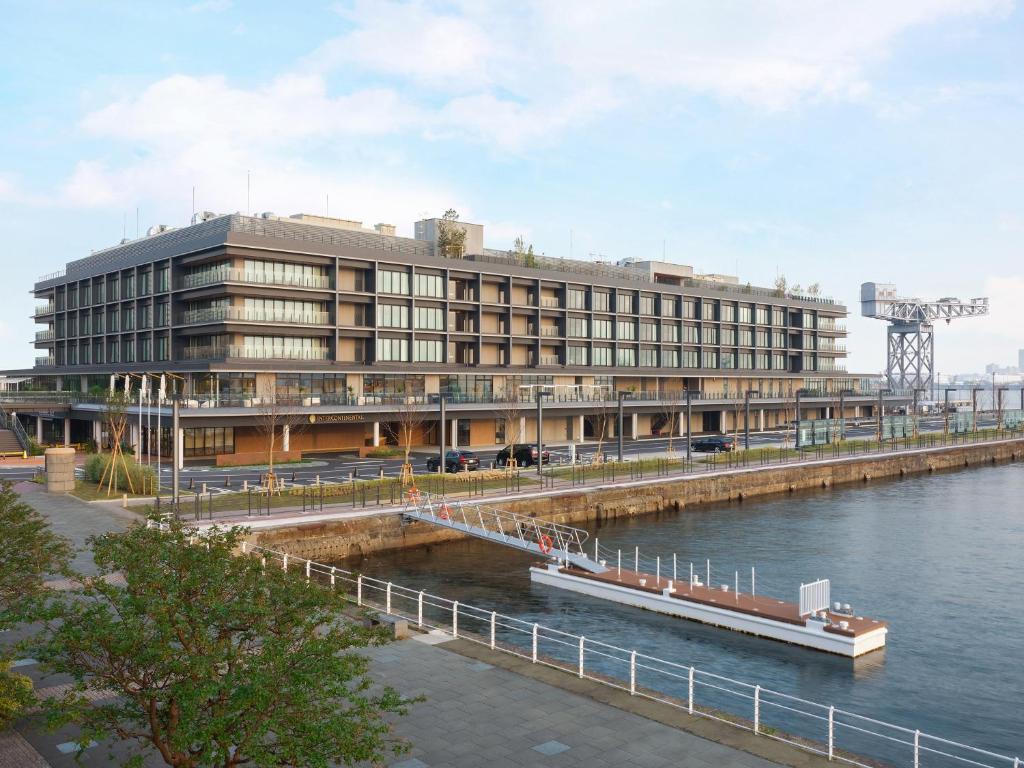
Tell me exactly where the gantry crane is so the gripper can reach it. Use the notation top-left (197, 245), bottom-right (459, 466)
top-left (861, 283), bottom-right (989, 391)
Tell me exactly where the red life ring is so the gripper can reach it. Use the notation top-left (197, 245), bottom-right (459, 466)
top-left (538, 534), bottom-right (553, 554)
top-left (438, 503), bottom-right (451, 520)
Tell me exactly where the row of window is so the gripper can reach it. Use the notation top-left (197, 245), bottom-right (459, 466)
top-left (54, 302), bottom-right (168, 337)
top-left (53, 268), bottom-right (169, 310)
top-left (55, 336), bottom-right (170, 365)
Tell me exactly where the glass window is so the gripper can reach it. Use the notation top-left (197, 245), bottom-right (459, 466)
top-left (661, 323), bottom-right (679, 342)
top-left (244, 259), bottom-right (329, 288)
top-left (639, 322), bottom-right (658, 341)
top-left (721, 352), bottom-right (736, 368)
top-left (702, 326), bottom-right (718, 345)
top-left (702, 301), bottom-right (717, 320)
top-left (593, 319), bottom-right (612, 339)
top-left (772, 307), bottom-right (786, 326)
top-left (378, 269), bottom-right (411, 295)
top-left (617, 320), bottom-right (636, 340)
top-left (414, 273), bottom-right (445, 298)
top-left (639, 295), bottom-right (655, 315)
top-left (567, 316), bottom-right (589, 337)
top-left (739, 328), bottom-right (753, 346)
top-left (683, 299), bottom-right (697, 319)
top-left (592, 346), bottom-right (613, 366)
top-left (756, 329), bottom-right (769, 347)
top-left (592, 291), bottom-right (611, 312)
top-left (376, 337), bottom-right (409, 362)
top-left (738, 305), bottom-right (753, 323)
top-left (756, 306), bottom-right (769, 325)
top-left (639, 348), bottom-right (657, 367)
top-left (683, 324), bottom-right (699, 343)
top-left (567, 345), bottom-right (588, 365)
top-left (377, 304), bottom-right (410, 329)
top-left (567, 288), bottom-right (587, 310)
top-left (661, 297), bottom-right (677, 318)
top-left (702, 350), bottom-right (718, 368)
top-left (415, 306), bottom-right (444, 331)
top-left (364, 374), bottom-right (424, 397)
top-left (414, 339), bottom-right (444, 362)
top-left (663, 349), bottom-right (679, 367)
top-left (721, 327), bottom-right (736, 346)
top-left (616, 347), bottom-right (636, 366)
top-left (183, 427), bottom-right (235, 457)
top-left (739, 352), bottom-right (753, 369)
top-left (682, 350), bottom-right (698, 368)
top-left (721, 303), bottom-right (736, 322)
top-left (617, 293), bottom-right (635, 314)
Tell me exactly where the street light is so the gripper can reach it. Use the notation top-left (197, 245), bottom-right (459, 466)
top-left (743, 390), bottom-right (760, 450)
top-left (535, 386), bottom-right (553, 476)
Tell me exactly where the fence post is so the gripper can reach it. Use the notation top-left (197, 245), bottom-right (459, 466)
top-left (578, 636), bottom-right (585, 678)
top-left (914, 730), bottom-right (920, 768)
top-left (282, 553), bottom-right (288, 572)
top-left (305, 559), bottom-right (311, 582)
top-left (754, 685), bottom-right (761, 734)
top-left (532, 623), bottom-right (538, 662)
top-left (490, 611), bottom-right (496, 649)
top-left (452, 601), bottom-right (458, 638)
top-left (417, 590), bottom-right (424, 627)
top-left (386, 582), bottom-right (392, 615)
top-left (629, 650), bottom-right (636, 695)
top-left (330, 566), bottom-right (336, 587)
top-left (688, 666), bottom-right (694, 714)
top-left (357, 574), bottom-right (362, 606)
top-left (828, 705), bottom-right (834, 760)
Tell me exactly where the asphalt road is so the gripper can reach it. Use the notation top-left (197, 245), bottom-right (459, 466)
top-left (0, 415), bottom-right (1000, 495)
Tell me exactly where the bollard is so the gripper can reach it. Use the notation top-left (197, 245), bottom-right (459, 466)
top-left (122, 493), bottom-right (128, 508)
top-left (243, 479), bottom-right (248, 491)
top-left (201, 483), bottom-right (206, 495)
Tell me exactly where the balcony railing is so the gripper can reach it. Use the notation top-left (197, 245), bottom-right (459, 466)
top-left (540, 327), bottom-right (561, 337)
top-left (35, 303), bottom-right (55, 316)
top-left (539, 297), bottom-right (561, 308)
top-left (183, 345), bottom-right (331, 361)
top-left (34, 329), bottom-right (54, 342)
top-left (182, 307), bottom-right (331, 325)
top-left (35, 356), bottom-right (55, 367)
top-left (180, 267), bottom-right (332, 291)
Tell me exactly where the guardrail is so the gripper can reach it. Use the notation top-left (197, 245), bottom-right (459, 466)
top-left (228, 542), bottom-right (1020, 768)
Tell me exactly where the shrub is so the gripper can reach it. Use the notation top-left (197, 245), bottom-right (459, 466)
top-left (83, 453), bottom-right (156, 494)
top-left (365, 446), bottom-right (402, 458)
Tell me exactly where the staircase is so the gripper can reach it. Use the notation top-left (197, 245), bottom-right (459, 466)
top-left (0, 428), bottom-right (24, 454)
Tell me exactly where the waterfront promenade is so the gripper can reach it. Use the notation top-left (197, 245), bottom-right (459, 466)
top-left (0, 485), bottom-right (795, 768)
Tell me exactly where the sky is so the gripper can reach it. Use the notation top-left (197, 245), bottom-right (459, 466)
top-left (1, 0), bottom-right (1022, 375)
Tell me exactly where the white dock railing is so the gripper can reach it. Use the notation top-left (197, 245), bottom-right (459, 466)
top-left (238, 541), bottom-right (1020, 768)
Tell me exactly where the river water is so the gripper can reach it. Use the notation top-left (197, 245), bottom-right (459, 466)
top-left (346, 462), bottom-right (1024, 759)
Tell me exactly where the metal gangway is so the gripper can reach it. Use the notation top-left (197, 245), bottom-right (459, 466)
top-left (403, 491), bottom-right (607, 573)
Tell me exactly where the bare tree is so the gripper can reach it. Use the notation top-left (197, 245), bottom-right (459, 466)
top-left (381, 379), bottom-right (431, 485)
top-left (492, 387), bottom-right (525, 470)
top-left (657, 388), bottom-right (682, 454)
top-left (589, 392), bottom-right (613, 464)
top-left (254, 396), bottom-right (308, 493)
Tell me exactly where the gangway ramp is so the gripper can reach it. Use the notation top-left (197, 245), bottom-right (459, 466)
top-left (403, 492), bottom-right (607, 573)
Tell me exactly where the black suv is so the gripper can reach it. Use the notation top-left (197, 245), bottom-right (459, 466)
top-left (690, 436), bottom-right (736, 453)
top-left (426, 450), bottom-right (481, 473)
top-left (495, 444), bottom-right (551, 468)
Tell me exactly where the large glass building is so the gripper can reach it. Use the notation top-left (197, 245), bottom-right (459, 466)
top-left (8, 211), bottom-right (870, 463)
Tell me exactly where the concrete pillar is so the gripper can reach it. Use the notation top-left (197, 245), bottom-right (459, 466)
top-left (450, 419), bottom-right (458, 449)
top-left (176, 428), bottom-right (184, 470)
top-left (758, 409), bottom-right (765, 431)
top-left (63, 417), bottom-right (71, 447)
top-left (282, 424), bottom-right (290, 452)
top-left (372, 421), bottom-right (381, 447)
top-left (575, 414), bottom-right (584, 442)
top-left (36, 415), bottom-right (43, 443)
top-left (79, 375), bottom-right (88, 392)
top-left (519, 416), bottom-right (527, 444)
top-left (130, 423), bottom-right (140, 456)
top-left (92, 420), bottom-right (102, 448)
top-left (854, 405), bottom-right (861, 418)
top-left (630, 412), bottom-right (638, 440)
top-left (677, 413), bottom-right (686, 438)
top-left (720, 410), bottom-right (727, 435)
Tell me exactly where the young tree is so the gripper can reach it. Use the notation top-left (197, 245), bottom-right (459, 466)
top-left (30, 519), bottom-right (411, 767)
top-left (436, 209), bottom-right (467, 258)
top-left (656, 389), bottom-right (681, 454)
top-left (381, 379), bottom-right (430, 484)
top-left (492, 385), bottom-right (525, 469)
top-left (0, 482), bottom-right (72, 729)
top-left (254, 397), bottom-right (308, 493)
top-left (100, 391), bottom-right (137, 496)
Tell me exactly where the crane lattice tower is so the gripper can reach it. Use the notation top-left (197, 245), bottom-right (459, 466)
top-left (860, 283), bottom-right (989, 391)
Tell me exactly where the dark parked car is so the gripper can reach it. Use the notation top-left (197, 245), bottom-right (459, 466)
top-left (690, 436), bottom-right (736, 453)
top-left (495, 444), bottom-right (551, 468)
top-left (426, 450), bottom-right (481, 473)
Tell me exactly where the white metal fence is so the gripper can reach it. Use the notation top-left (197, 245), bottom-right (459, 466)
top-left (237, 541), bottom-right (1020, 768)
top-left (800, 578), bottom-right (832, 616)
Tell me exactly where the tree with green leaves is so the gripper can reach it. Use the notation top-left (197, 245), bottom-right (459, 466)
top-left (30, 519), bottom-right (412, 767)
top-left (436, 208), bottom-right (466, 258)
top-left (0, 481), bottom-right (72, 729)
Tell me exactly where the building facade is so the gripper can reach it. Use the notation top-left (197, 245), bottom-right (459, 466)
top-left (13, 211), bottom-right (868, 463)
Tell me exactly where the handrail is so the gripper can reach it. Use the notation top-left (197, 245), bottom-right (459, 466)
top-left (231, 542), bottom-right (1021, 768)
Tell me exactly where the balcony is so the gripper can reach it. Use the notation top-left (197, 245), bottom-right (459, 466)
top-left (540, 297), bottom-right (561, 308)
top-left (183, 345), bottom-right (330, 362)
top-left (35, 356), bottom-right (55, 367)
top-left (180, 267), bottom-right (332, 291)
top-left (35, 303), bottom-right (55, 317)
top-left (535, 354), bottom-right (561, 366)
top-left (540, 326), bottom-right (561, 337)
top-left (182, 306), bottom-right (331, 325)
top-left (35, 329), bottom-right (54, 342)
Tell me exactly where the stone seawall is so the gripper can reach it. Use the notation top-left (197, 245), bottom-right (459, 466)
top-left (250, 439), bottom-right (1024, 563)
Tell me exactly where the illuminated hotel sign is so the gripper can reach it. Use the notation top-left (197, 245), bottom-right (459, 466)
top-left (308, 413), bottom-right (362, 424)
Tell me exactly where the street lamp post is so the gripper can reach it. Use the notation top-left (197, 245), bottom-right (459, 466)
top-left (171, 393), bottom-right (181, 513)
top-left (743, 390), bottom-right (759, 450)
top-left (685, 389), bottom-right (693, 462)
top-left (438, 394), bottom-right (447, 474)
top-left (617, 390), bottom-right (631, 463)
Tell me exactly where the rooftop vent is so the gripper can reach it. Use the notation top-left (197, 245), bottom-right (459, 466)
top-left (146, 224), bottom-right (174, 237)
top-left (190, 211), bottom-right (219, 225)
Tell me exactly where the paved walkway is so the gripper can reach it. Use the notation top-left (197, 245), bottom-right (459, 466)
top-left (364, 635), bottom-right (785, 768)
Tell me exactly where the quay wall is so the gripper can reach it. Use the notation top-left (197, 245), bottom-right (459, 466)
top-left (250, 439), bottom-right (1024, 563)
